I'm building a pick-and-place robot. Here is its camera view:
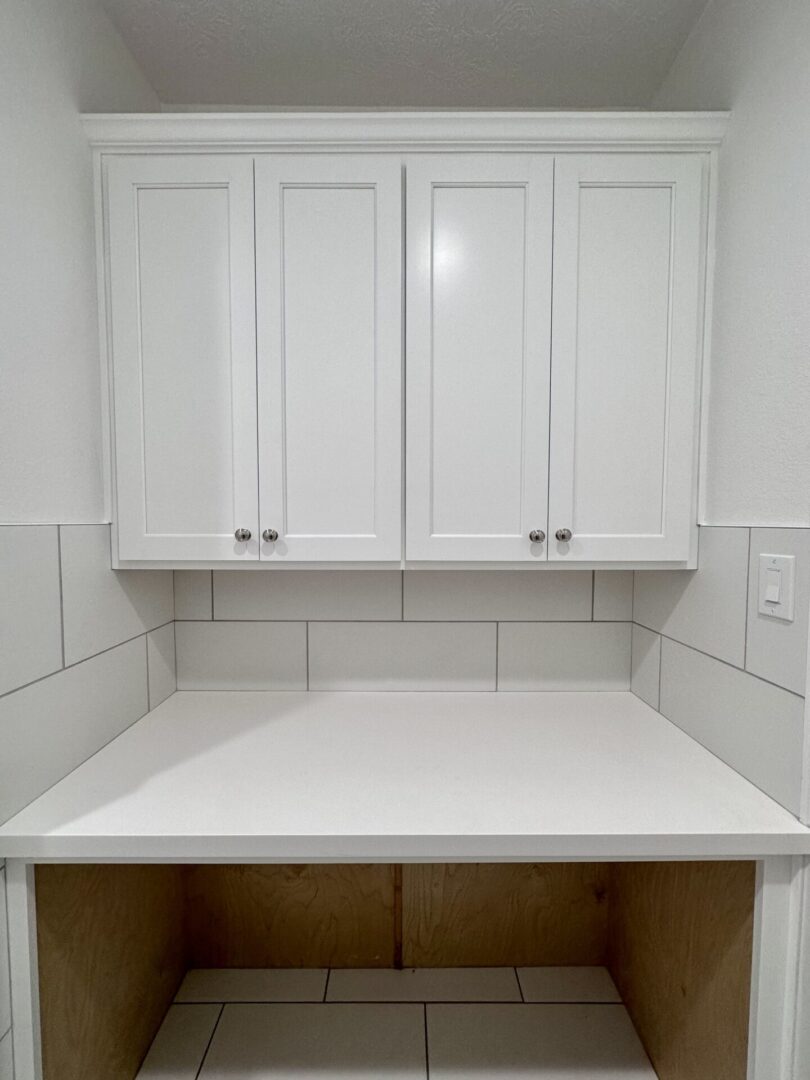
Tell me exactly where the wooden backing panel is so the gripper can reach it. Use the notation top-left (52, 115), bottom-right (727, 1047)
top-left (608, 861), bottom-right (755, 1080)
top-left (402, 863), bottom-right (609, 966)
top-left (186, 864), bottom-right (396, 967)
top-left (36, 865), bottom-right (186, 1080)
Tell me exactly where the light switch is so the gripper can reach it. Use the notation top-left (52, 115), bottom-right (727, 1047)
top-left (758, 554), bottom-right (795, 621)
top-left (764, 568), bottom-right (781, 604)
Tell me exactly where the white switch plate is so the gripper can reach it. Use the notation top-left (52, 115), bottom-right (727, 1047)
top-left (758, 553), bottom-right (795, 621)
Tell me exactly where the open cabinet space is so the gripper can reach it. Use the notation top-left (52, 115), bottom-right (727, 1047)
top-left (34, 861), bottom-right (755, 1080)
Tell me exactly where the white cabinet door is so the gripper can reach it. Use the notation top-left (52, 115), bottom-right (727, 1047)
top-left (548, 154), bottom-right (705, 563)
top-left (406, 156), bottom-right (553, 561)
top-left (255, 156), bottom-right (402, 561)
top-left (106, 155), bottom-right (258, 561)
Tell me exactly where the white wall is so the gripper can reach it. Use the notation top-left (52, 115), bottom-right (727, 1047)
top-left (0, 0), bottom-right (158, 523)
top-left (654, 0), bottom-right (810, 526)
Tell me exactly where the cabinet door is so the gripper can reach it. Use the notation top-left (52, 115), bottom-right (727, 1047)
top-left (106, 155), bottom-right (258, 561)
top-left (255, 156), bottom-right (402, 561)
top-left (548, 155), bottom-right (705, 562)
top-left (406, 156), bottom-right (553, 561)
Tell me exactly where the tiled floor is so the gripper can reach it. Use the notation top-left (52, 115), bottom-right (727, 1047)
top-left (138, 967), bottom-right (657, 1079)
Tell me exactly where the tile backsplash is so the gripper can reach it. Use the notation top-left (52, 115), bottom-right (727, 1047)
top-left (631, 525), bottom-right (809, 815)
top-left (0, 524), bottom-right (174, 824)
top-left (173, 570), bottom-right (635, 693)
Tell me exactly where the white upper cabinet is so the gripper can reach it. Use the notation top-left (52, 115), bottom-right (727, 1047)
top-left (406, 156), bottom-right (554, 561)
top-left (95, 116), bottom-right (719, 567)
top-left (548, 154), bottom-right (705, 563)
top-left (106, 155), bottom-right (259, 561)
top-left (255, 156), bottom-right (402, 561)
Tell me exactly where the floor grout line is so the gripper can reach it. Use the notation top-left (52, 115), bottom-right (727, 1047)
top-left (194, 1003), bottom-right (224, 1080)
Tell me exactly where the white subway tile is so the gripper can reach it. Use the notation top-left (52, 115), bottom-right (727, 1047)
top-left (177, 969), bottom-right (327, 1003)
top-left (427, 1003), bottom-right (653, 1077)
top-left (517, 967), bottom-right (621, 1003)
top-left (593, 572), bottom-right (633, 621)
top-left (498, 623), bottom-right (631, 691)
top-left (631, 625), bottom-right (661, 710)
top-left (202, 1003), bottom-right (425, 1077)
top-left (174, 571), bottom-right (212, 620)
top-left (746, 528), bottom-right (810, 695)
top-left (633, 526), bottom-right (749, 666)
top-left (147, 624), bottom-right (176, 710)
top-left (175, 622), bottom-right (307, 690)
top-left (0, 637), bottom-right (148, 823)
top-left (138, 1004), bottom-right (221, 1079)
top-left (0, 1030), bottom-right (11, 1080)
top-left (0, 869), bottom-right (9, 1039)
top-left (404, 570), bottom-right (592, 621)
top-left (309, 623), bottom-right (496, 690)
top-left (0, 526), bottom-right (62, 695)
top-left (659, 638), bottom-right (804, 814)
top-left (327, 967), bottom-right (521, 1002)
top-left (214, 571), bottom-right (401, 621)
top-left (61, 525), bottom-right (173, 665)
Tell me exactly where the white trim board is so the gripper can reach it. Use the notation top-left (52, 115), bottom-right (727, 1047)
top-left (82, 111), bottom-right (730, 152)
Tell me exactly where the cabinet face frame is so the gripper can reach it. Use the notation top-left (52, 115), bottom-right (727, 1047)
top-left (255, 155), bottom-right (403, 561)
top-left (547, 154), bottom-right (706, 563)
top-left (405, 154), bottom-right (554, 562)
top-left (104, 155), bottom-right (259, 562)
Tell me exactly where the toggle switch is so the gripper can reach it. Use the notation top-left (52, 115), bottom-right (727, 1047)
top-left (764, 567), bottom-right (781, 605)
top-left (758, 554), bottom-right (795, 621)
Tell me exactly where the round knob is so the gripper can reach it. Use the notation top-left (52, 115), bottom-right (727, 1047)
top-left (529, 530), bottom-right (545, 543)
top-left (262, 529), bottom-right (279, 543)
top-left (234, 528), bottom-right (252, 542)
top-left (555, 528), bottom-right (573, 542)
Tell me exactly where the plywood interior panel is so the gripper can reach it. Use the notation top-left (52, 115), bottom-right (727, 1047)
top-left (36, 865), bottom-right (186, 1080)
top-left (608, 861), bottom-right (755, 1080)
top-left (402, 863), bottom-right (610, 966)
top-left (186, 864), bottom-right (397, 967)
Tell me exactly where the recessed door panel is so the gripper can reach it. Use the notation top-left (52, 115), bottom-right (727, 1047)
top-left (406, 156), bottom-right (553, 561)
top-left (256, 156), bottom-right (401, 561)
top-left (106, 155), bottom-right (258, 561)
top-left (549, 155), bottom-right (705, 562)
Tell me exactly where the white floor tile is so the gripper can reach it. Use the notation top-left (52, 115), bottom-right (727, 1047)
top-left (176, 968), bottom-right (327, 1003)
top-left (327, 967), bottom-right (521, 1002)
top-left (517, 966), bottom-right (621, 1003)
top-left (137, 1004), bottom-right (221, 1078)
top-left (199, 1003), bottom-right (426, 1079)
top-left (428, 1004), bottom-right (655, 1078)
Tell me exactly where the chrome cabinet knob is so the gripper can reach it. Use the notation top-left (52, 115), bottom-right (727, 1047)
top-left (262, 529), bottom-right (279, 543)
top-left (529, 530), bottom-right (545, 543)
top-left (555, 528), bottom-right (573, 542)
top-left (234, 528), bottom-right (252, 542)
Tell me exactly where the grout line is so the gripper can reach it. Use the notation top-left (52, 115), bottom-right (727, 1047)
top-left (423, 1003), bottom-right (430, 1079)
top-left (743, 527), bottom-right (752, 670)
top-left (0, 621), bottom-right (173, 702)
top-left (323, 968), bottom-right (331, 1003)
top-left (145, 627), bottom-right (151, 711)
top-left (631, 623), bottom-right (804, 700)
top-left (194, 1003), bottom-right (224, 1080)
top-left (590, 571), bottom-right (595, 620)
top-left (657, 631), bottom-right (663, 711)
top-left (515, 967), bottom-right (525, 1002)
top-left (56, 525), bottom-right (66, 669)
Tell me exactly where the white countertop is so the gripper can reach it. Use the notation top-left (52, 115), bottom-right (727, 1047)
top-left (1, 691), bottom-right (807, 861)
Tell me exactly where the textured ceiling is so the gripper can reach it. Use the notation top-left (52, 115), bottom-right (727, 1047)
top-left (100, 0), bottom-right (709, 108)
